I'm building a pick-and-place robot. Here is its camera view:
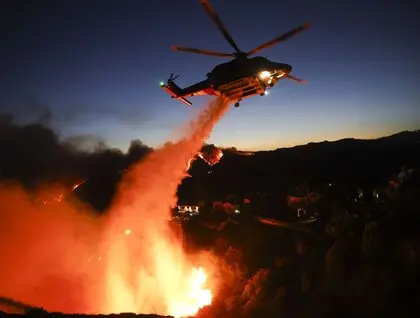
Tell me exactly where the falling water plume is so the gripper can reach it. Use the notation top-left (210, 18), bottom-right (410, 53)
top-left (102, 96), bottom-right (231, 317)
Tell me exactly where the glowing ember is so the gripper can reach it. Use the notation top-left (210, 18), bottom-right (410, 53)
top-left (72, 180), bottom-right (86, 191)
top-left (198, 146), bottom-right (223, 166)
top-left (186, 157), bottom-right (195, 171)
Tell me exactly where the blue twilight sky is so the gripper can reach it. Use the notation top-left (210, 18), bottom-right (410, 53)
top-left (1, 0), bottom-right (419, 151)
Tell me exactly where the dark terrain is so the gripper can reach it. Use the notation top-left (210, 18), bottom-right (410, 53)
top-left (1, 118), bottom-right (420, 317)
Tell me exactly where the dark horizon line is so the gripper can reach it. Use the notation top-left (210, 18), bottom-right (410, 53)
top-left (217, 129), bottom-right (420, 153)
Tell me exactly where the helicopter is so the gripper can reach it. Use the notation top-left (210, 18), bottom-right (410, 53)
top-left (161, 0), bottom-right (310, 108)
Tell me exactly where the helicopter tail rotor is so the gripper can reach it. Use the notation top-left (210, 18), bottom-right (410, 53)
top-left (169, 73), bottom-right (180, 81)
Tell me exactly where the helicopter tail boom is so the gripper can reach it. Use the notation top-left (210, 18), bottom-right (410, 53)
top-left (161, 81), bottom-right (192, 106)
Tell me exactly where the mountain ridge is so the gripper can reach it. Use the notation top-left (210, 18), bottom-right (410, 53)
top-left (222, 129), bottom-right (420, 155)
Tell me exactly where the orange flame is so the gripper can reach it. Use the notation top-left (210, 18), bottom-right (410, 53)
top-left (198, 148), bottom-right (223, 166)
top-left (170, 267), bottom-right (212, 317)
top-left (186, 157), bottom-right (195, 171)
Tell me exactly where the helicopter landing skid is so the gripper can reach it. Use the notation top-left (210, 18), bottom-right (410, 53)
top-left (220, 77), bottom-right (266, 108)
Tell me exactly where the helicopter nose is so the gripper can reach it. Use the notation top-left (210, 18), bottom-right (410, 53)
top-left (282, 64), bottom-right (292, 73)
top-left (273, 63), bottom-right (292, 76)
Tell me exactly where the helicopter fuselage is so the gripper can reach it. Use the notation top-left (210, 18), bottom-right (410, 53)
top-left (203, 56), bottom-right (292, 102)
top-left (207, 56), bottom-right (292, 87)
top-left (162, 0), bottom-right (309, 107)
top-left (161, 56), bottom-right (294, 106)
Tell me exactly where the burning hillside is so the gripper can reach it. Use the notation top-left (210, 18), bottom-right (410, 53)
top-left (0, 97), bottom-right (231, 317)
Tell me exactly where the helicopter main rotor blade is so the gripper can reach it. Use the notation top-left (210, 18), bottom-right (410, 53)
top-left (171, 45), bottom-right (233, 57)
top-left (200, 0), bottom-right (242, 53)
top-left (246, 23), bottom-right (311, 56)
top-left (286, 74), bottom-right (306, 84)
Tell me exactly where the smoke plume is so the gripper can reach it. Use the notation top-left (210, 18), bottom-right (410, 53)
top-left (0, 115), bottom-right (151, 193)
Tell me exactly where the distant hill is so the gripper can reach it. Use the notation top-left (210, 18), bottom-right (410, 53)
top-left (221, 130), bottom-right (420, 155)
top-left (376, 130), bottom-right (420, 143)
top-left (200, 130), bottom-right (420, 197)
top-left (265, 130), bottom-right (420, 152)
top-left (74, 130), bottom-right (420, 210)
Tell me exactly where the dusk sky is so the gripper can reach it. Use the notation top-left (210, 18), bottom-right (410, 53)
top-left (1, 0), bottom-right (419, 151)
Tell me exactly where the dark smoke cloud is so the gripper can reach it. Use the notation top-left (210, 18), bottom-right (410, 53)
top-left (55, 103), bottom-right (156, 129)
top-left (0, 114), bottom-right (152, 189)
top-left (0, 96), bottom-right (155, 132)
top-left (0, 97), bottom-right (53, 127)
top-left (63, 134), bottom-right (108, 153)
